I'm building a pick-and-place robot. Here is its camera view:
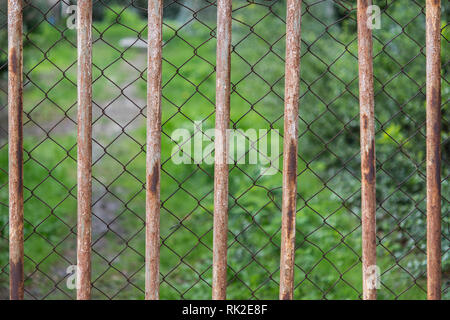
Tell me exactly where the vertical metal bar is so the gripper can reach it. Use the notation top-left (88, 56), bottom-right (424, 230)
top-left (279, 0), bottom-right (302, 300)
top-left (212, 0), bottom-right (232, 300)
top-left (357, 0), bottom-right (377, 300)
top-left (145, 0), bottom-right (163, 300)
top-left (77, 0), bottom-right (93, 300)
top-left (426, 0), bottom-right (441, 301)
top-left (8, 0), bottom-right (24, 301)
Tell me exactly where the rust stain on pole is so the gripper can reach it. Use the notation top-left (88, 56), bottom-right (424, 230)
top-left (357, 0), bottom-right (377, 300)
top-left (426, 0), bottom-right (441, 301)
top-left (8, 0), bottom-right (24, 301)
top-left (212, 0), bottom-right (232, 300)
top-left (77, 0), bottom-right (93, 300)
top-left (279, 0), bottom-right (302, 301)
top-left (145, 0), bottom-right (163, 301)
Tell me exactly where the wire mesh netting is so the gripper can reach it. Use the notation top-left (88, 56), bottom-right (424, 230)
top-left (0, 0), bottom-right (448, 299)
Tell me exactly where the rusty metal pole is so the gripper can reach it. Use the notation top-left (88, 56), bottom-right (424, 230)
top-left (145, 0), bottom-right (163, 300)
top-left (212, 0), bottom-right (232, 300)
top-left (279, 0), bottom-right (302, 301)
top-left (77, 0), bottom-right (93, 300)
top-left (426, 0), bottom-right (441, 301)
top-left (8, 0), bottom-right (24, 301)
top-left (357, 0), bottom-right (377, 300)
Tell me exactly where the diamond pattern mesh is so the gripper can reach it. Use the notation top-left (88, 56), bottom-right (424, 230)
top-left (0, 0), bottom-right (447, 300)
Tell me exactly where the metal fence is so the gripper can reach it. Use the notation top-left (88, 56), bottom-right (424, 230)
top-left (0, 0), bottom-right (448, 300)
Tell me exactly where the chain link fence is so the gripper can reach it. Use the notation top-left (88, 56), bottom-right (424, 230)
top-left (0, 0), bottom-right (448, 299)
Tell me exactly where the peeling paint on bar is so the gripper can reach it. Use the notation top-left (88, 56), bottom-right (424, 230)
top-left (279, 0), bottom-right (302, 301)
top-left (425, 0), bottom-right (441, 301)
top-left (357, 0), bottom-right (377, 301)
top-left (145, 0), bottom-right (163, 301)
top-left (8, 0), bottom-right (24, 301)
top-left (77, 0), bottom-right (93, 300)
top-left (212, 0), bottom-right (232, 301)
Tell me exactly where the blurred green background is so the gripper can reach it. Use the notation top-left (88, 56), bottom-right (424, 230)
top-left (0, 0), bottom-right (448, 299)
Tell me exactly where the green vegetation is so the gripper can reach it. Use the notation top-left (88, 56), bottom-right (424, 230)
top-left (0, 1), bottom-right (448, 299)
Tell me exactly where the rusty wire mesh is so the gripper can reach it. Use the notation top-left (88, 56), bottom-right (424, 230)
top-left (0, 0), bottom-right (448, 300)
